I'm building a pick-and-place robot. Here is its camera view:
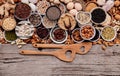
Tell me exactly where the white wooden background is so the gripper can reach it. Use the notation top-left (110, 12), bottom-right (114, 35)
top-left (0, 44), bottom-right (120, 76)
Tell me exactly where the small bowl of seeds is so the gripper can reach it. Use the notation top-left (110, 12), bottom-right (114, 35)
top-left (42, 16), bottom-right (57, 29)
top-left (28, 12), bottom-right (42, 27)
top-left (71, 28), bottom-right (84, 43)
top-left (101, 26), bottom-right (116, 41)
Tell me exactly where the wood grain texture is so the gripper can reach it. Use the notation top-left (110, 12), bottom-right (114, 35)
top-left (0, 44), bottom-right (120, 76)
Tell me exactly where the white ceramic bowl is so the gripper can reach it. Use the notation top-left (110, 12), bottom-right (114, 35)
top-left (80, 25), bottom-right (96, 40)
top-left (76, 11), bottom-right (91, 25)
top-left (101, 26), bottom-right (117, 41)
top-left (4, 31), bottom-right (17, 42)
top-left (15, 21), bottom-right (34, 39)
top-left (28, 11), bottom-right (42, 27)
top-left (41, 15), bottom-right (57, 29)
top-left (71, 28), bottom-right (84, 43)
top-left (50, 27), bottom-right (68, 44)
top-left (90, 7), bottom-right (107, 24)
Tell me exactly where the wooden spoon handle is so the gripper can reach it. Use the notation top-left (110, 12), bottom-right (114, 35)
top-left (20, 50), bottom-right (53, 55)
top-left (32, 44), bottom-right (64, 48)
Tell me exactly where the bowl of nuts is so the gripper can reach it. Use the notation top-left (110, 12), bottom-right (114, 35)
top-left (71, 28), bottom-right (84, 43)
top-left (80, 25), bottom-right (96, 40)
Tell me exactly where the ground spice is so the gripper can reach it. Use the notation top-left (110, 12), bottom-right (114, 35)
top-left (91, 8), bottom-right (106, 23)
top-left (5, 30), bottom-right (17, 42)
top-left (46, 6), bottom-right (61, 21)
top-left (37, 27), bottom-right (49, 39)
top-left (53, 28), bottom-right (66, 41)
top-left (29, 13), bottom-right (41, 27)
top-left (15, 3), bottom-right (31, 20)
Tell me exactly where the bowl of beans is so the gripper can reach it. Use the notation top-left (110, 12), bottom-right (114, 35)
top-left (71, 28), bottom-right (84, 43)
top-left (50, 27), bottom-right (68, 44)
top-left (80, 25), bottom-right (96, 40)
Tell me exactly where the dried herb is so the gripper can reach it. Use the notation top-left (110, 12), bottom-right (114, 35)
top-left (5, 30), bottom-right (17, 42)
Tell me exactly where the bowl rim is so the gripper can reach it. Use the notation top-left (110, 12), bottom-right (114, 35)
top-left (90, 29), bottom-right (100, 42)
top-left (28, 11), bottom-right (42, 27)
top-left (45, 5), bottom-right (61, 21)
top-left (90, 7), bottom-right (107, 24)
top-left (71, 28), bottom-right (84, 43)
top-left (14, 2), bottom-right (32, 20)
top-left (15, 21), bottom-right (34, 39)
top-left (2, 17), bottom-right (16, 31)
top-left (50, 27), bottom-right (68, 44)
top-left (76, 11), bottom-right (91, 25)
top-left (80, 24), bottom-right (96, 40)
top-left (101, 26), bottom-right (117, 41)
top-left (4, 31), bottom-right (18, 42)
top-left (41, 15), bottom-right (57, 29)
top-left (36, 27), bottom-right (50, 39)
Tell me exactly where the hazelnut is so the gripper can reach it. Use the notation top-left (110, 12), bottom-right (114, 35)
top-left (114, 0), bottom-right (120, 7)
top-left (115, 14), bottom-right (120, 20)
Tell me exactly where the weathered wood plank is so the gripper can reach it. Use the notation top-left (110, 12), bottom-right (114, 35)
top-left (0, 44), bottom-right (120, 76)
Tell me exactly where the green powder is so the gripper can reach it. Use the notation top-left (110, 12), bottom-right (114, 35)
top-left (5, 30), bottom-right (17, 41)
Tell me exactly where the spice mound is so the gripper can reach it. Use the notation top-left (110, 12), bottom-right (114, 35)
top-left (46, 6), bottom-right (61, 21)
top-left (15, 3), bottom-right (31, 20)
top-left (80, 25), bottom-right (95, 40)
top-left (76, 11), bottom-right (91, 24)
top-left (91, 8), bottom-right (106, 24)
top-left (72, 28), bottom-right (83, 43)
top-left (2, 17), bottom-right (16, 31)
top-left (101, 26), bottom-right (116, 41)
top-left (37, 27), bottom-right (49, 39)
top-left (29, 13), bottom-right (41, 27)
top-left (4, 30), bottom-right (17, 42)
